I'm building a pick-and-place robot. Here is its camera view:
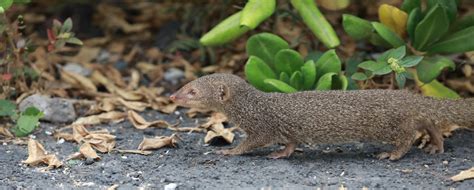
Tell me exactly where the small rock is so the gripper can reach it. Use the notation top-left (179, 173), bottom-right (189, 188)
top-left (114, 60), bottom-right (128, 71)
top-left (57, 138), bottom-right (65, 144)
top-left (84, 158), bottom-right (95, 165)
top-left (96, 50), bottom-right (110, 63)
top-left (45, 130), bottom-right (52, 136)
top-left (63, 63), bottom-right (92, 76)
top-left (164, 183), bottom-right (177, 190)
top-left (443, 160), bottom-right (449, 165)
top-left (164, 68), bottom-right (184, 84)
top-left (19, 94), bottom-right (77, 123)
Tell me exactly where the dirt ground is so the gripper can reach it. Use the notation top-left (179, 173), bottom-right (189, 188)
top-left (0, 110), bottom-right (473, 189)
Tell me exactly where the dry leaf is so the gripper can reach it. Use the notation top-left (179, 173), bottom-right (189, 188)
top-left (127, 110), bottom-right (175, 129)
top-left (73, 111), bottom-right (127, 125)
top-left (107, 184), bottom-right (119, 190)
top-left (138, 134), bottom-right (180, 151)
top-left (79, 142), bottom-right (100, 160)
top-left (201, 112), bottom-right (228, 129)
top-left (60, 70), bottom-right (97, 92)
top-left (71, 125), bottom-right (116, 153)
top-left (0, 127), bottom-right (14, 138)
top-left (67, 46), bottom-right (101, 64)
top-left (22, 139), bottom-right (62, 169)
top-left (199, 112), bottom-right (235, 144)
top-left (451, 167), bottom-right (474, 181)
top-left (53, 131), bottom-right (74, 141)
top-left (186, 107), bottom-right (211, 118)
top-left (115, 149), bottom-right (152, 155)
top-left (91, 71), bottom-right (143, 101)
top-left (117, 98), bottom-right (149, 111)
top-left (204, 123), bottom-right (236, 144)
top-left (127, 69), bottom-right (140, 90)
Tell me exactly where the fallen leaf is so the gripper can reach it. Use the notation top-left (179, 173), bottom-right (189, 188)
top-left (107, 184), bottom-right (119, 190)
top-left (115, 149), bottom-right (152, 155)
top-left (451, 167), bottom-right (474, 181)
top-left (91, 71), bottom-right (143, 101)
top-left (199, 112), bottom-right (235, 144)
top-left (138, 134), bottom-right (180, 151)
top-left (186, 108), bottom-right (211, 118)
top-left (0, 127), bottom-right (14, 138)
top-left (60, 70), bottom-right (97, 92)
top-left (71, 125), bottom-right (116, 153)
top-left (53, 131), bottom-right (74, 141)
top-left (79, 142), bottom-right (100, 160)
top-left (127, 110), bottom-right (176, 129)
top-left (204, 123), bottom-right (236, 144)
top-left (22, 139), bottom-right (62, 169)
top-left (73, 111), bottom-right (127, 125)
top-left (127, 69), bottom-right (140, 90)
top-left (117, 98), bottom-right (149, 111)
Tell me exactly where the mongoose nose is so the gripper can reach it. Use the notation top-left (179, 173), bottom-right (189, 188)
top-left (169, 94), bottom-right (177, 101)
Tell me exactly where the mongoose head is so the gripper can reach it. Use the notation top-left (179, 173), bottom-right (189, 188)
top-left (170, 74), bottom-right (249, 111)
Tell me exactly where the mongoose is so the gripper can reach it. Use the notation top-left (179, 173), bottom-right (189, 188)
top-left (170, 74), bottom-right (473, 160)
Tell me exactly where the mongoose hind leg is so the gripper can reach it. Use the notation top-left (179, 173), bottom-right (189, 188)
top-left (419, 120), bottom-right (444, 154)
top-left (216, 134), bottom-right (268, 156)
top-left (267, 143), bottom-right (296, 159)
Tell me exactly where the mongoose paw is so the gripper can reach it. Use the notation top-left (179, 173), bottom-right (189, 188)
top-left (266, 151), bottom-right (291, 159)
top-left (376, 152), bottom-right (401, 161)
top-left (423, 144), bottom-right (444, 154)
top-left (215, 149), bottom-right (242, 156)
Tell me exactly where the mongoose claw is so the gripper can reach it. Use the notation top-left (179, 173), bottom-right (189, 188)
top-left (215, 149), bottom-right (242, 156)
top-left (423, 144), bottom-right (444, 154)
top-left (376, 152), bottom-right (401, 161)
top-left (266, 151), bottom-right (290, 159)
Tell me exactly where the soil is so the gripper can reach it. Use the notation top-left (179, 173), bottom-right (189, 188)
top-left (0, 109), bottom-right (473, 189)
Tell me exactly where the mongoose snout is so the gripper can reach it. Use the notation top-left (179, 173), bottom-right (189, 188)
top-left (172, 73), bottom-right (473, 161)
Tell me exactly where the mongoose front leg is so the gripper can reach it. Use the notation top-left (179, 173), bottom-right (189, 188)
top-left (267, 143), bottom-right (296, 159)
top-left (216, 134), bottom-right (267, 156)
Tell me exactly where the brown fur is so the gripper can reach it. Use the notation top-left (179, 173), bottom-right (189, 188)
top-left (171, 74), bottom-right (473, 160)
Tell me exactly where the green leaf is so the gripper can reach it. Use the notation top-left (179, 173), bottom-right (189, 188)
top-left (387, 45), bottom-right (406, 60)
top-left (275, 49), bottom-right (304, 75)
top-left (401, 0), bottom-right (420, 13)
top-left (244, 56), bottom-right (276, 92)
top-left (450, 13), bottom-right (474, 32)
top-left (314, 50), bottom-right (341, 82)
top-left (371, 22), bottom-right (405, 48)
top-left (358, 60), bottom-right (383, 72)
top-left (200, 11), bottom-right (251, 46)
top-left (289, 71), bottom-right (303, 90)
top-left (407, 8), bottom-right (422, 42)
top-left (395, 72), bottom-right (407, 88)
top-left (400, 55), bottom-right (423, 67)
top-left (413, 4), bottom-right (449, 50)
top-left (13, 0), bottom-right (31, 3)
top-left (417, 79), bottom-right (460, 99)
top-left (351, 72), bottom-right (368, 80)
top-left (368, 33), bottom-right (392, 48)
top-left (333, 74), bottom-right (348, 90)
top-left (0, 99), bottom-right (16, 116)
top-left (12, 107), bottom-right (43, 137)
top-left (342, 14), bottom-right (373, 40)
top-left (0, 0), bottom-right (13, 9)
top-left (427, 0), bottom-right (457, 22)
top-left (427, 26), bottom-right (474, 54)
top-left (315, 72), bottom-right (336, 90)
top-left (264, 79), bottom-right (297, 93)
top-left (246, 33), bottom-right (289, 68)
top-left (60, 18), bottom-right (73, 33)
top-left (240, 0), bottom-right (276, 29)
top-left (279, 72), bottom-right (290, 84)
top-left (290, 0), bottom-right (340, 48)
top-left (65, 37), bottom-right (83, 46)
top-left (301, 60), bottom-right (316, 90)
top-left (416, 56), bottom-right (455, 83)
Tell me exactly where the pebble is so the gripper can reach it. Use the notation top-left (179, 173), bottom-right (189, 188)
top-left (164, 183), bottom-right (177, 190)
top-left (164, 68), bottom-right (184, 84)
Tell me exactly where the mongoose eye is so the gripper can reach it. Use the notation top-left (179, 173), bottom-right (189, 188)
top-left (188, 89), bottom-right (197, 96)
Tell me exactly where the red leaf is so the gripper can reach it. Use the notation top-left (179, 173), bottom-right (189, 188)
top-left (2, 73), bottom-right (12, 81)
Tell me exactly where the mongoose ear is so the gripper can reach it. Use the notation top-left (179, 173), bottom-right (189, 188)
top-left (217, 83), bottom-right (230, 102)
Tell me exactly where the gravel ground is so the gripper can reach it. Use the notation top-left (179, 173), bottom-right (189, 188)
top-left (0, 110), bottom-right (473, 189)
